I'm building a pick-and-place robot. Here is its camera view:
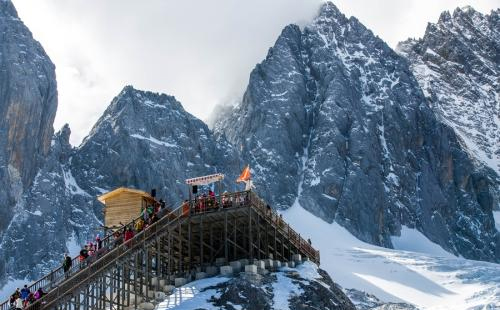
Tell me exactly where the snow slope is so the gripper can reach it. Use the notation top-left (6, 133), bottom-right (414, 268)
top-left (283, 202), bottom-right (500, 309)
top-left (156, 277), bottom-right (229, 310)
top-left (391, 226), bottom-right (456, 258)
top-left (494, 211), bottom-right (500, 232)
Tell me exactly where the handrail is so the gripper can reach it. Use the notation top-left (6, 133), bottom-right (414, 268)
top-left (247, 192), bottom-right (320, 264)
top-left (5, 191), bottom-right (250, 310)
top-left (1, 190), bottom-right (319, 310)
top-left (0, 199), bottom-right (180, 310)
top-left (31, 191), bottom-right (254, 310)
top-left (25, 202), bottom-right (188, 310)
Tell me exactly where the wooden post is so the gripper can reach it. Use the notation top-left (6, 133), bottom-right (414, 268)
top-left (200, 216), bottom-right (204, 269)
top-left (168, 231), bottom-right (172, 277)
top-left (188, 185), bottom-right (193, 209)
top-left (265, 217), bottom-right (269, 258)
top-left (281, 227), bottom-right (285, 260)
top-left (224, 210), bottom-right (228, 262)
top-left (274, 224), bottom-right (277, 260)
top-left (145, 249), bottom-right (149, 304)
top-left (134, 253), bottom-right (138, 309)
top-left (233, 217), bottom-right (237, 259)
top-left (210, 223), bottom-right (214, 263)
top-left (155, 236), bottom-right (160, 283)
top-left (188, 218), bottom-right (192, 271)
top-left (257, 214), bottom-right (261, 259)
top-left (218, 180), bottom-right (223, 207)
top-left (121, 264), bottom-right (126, 310)
top-left (179, 220), bottom-right (183, 273)
top-left (249, 209), bottom-right (253, 259)
top-left (110, 270), bottom-right (115, 310)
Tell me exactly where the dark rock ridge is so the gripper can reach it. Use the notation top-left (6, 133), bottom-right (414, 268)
top-left (0, 86), bottom-right (241, 283)
top-left (397, 6), bottom-right (499, 177)
top-left (203, 265), bottom-right (355, 310)
top-left (346, 289), bottom-right (419, 310)
top-left (0, 0), bottom-right (57, 233)
top-left (215, 2), bottom-right (499, 261)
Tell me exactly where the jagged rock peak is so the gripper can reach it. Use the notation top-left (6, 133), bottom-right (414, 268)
top-left (81, 85), bottom-right (191, 149)
top-left (307, 2), bottom-right (353, 37)
top-left (397, 5), bottom-right (499, 175)
top-left (435, 5), bottom-right (498, 31)
top-left (0, 0), bottom-right (19, 19)
top-left (436, 5), bottom-right (481, 24)
top-left (315, 2), bottom-right (345, 21)
top-left (54, 124), bottom-right (71, 147)
top-left (111, 85), bottom-right (182, 112)
top-left (453, 5), bottom-right (483, 18)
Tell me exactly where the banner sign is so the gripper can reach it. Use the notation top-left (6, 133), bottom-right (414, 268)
top-left (185, 173), bottom-right (224, 186)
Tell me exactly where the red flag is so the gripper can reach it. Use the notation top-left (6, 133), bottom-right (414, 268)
top-left (236, 165), bottom-right (251, 183)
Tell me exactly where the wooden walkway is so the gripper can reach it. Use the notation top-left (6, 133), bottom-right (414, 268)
top-left (1, 191), bottom-right (319, 310)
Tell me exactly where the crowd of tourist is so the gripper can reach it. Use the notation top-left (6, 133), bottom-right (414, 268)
top-left (9, 285), bottom-right (45, 309)
top-left (7, 197), bottom-right (168, 309)
top-left (6, 190), bottom-right (250, 309)
top-left (189, 190), bottom-right (248, 214)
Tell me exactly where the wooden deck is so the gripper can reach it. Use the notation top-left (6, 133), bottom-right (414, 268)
top-left (1, 191), bottom-right (319, 310)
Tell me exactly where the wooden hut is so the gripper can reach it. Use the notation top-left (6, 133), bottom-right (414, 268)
top-left (98, 187), bottom-right (157, 230)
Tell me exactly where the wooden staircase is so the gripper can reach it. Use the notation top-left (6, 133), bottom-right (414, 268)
top-left (0, 191), bottom-right (319, 310)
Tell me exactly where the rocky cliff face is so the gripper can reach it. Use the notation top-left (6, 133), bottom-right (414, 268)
top-left (0, 86), bottom-right (241, 283)
top-left (71, 86), bottom-right (241, 206)
top-left (0, 0), bottom-right (57, 232)
top-left (0, 124), bottom-right (98, 280)
top-left (216, 2), bottom-right (499, 262)
top-left (397, 6), bottom-right (499, 176)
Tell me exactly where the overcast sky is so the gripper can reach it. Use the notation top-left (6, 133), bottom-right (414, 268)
top-left (11, 0), bottom-right (500, 145)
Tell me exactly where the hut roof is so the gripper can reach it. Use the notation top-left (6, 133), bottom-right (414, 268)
top-left (97, 187), bottom-right (156, 204)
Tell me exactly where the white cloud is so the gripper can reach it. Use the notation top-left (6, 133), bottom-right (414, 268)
top-left (10, 0), bottom-right (499, 145)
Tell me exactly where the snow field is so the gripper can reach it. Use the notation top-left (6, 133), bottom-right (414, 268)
top-left (155, 277), bottom-right (229, 310)
top-left (282, 202), bottom-right (500, 310)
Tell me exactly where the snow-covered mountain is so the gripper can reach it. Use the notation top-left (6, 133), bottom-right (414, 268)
top-left (215, 2), bottom-right (499, 262)
top-left (398, 6), bottom-right (499, 176)
top-left (71, 85), bottom-right (241, 204)
top-left (0, 1), bottom-right (499, 309)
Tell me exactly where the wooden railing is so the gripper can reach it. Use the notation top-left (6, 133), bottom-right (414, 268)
top-left (247, 192), bottom-right (320, 264)
top-left (0, 199), bottom-right (187, 310)
top-left (23, 203), bottom-right (189, 310)
top-left (0, 190), bottom-right (320, 310)
top-left (186, 191), bottom-right (320, 263)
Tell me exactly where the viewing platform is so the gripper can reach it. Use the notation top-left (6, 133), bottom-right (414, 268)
top-left (1, 177), bottom-right (319, 310)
